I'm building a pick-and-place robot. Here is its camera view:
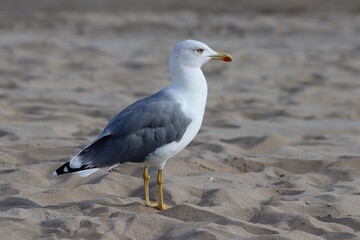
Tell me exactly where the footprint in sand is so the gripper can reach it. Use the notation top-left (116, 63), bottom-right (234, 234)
top-left (221, 134), bottom-right (287, 153)
top-left (0, 183), bottom-right (20, 196)
top-left (0, 130), bottom-right (19, 141)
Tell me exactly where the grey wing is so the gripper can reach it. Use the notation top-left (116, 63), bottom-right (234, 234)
top-left (75, 91), bottom-right (191, 168)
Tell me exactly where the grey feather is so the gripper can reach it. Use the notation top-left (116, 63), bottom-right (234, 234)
top-left (75, 90), bottom-right (191, 168)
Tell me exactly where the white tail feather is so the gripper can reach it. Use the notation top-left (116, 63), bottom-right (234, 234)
top-left (75, 168), bottom-right (100, 177)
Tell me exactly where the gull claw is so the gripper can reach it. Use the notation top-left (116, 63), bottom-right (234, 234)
top-left (156, 203), bottom-right (171, 211)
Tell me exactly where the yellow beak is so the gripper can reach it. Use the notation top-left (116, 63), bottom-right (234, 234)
top-left (211, 52), bottom-right (233, 62)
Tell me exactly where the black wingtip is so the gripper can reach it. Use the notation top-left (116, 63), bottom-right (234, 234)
top-left (53, 162), bottom-right (96, 176)
top-left (53, 162), bottom-right (72, 176)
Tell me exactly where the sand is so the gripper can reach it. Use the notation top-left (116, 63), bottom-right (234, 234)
top-left (0, 1), bottom-right (360, 239)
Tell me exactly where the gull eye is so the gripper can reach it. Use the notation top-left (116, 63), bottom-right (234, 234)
top-left (196, 48), bottom-right (204, 54)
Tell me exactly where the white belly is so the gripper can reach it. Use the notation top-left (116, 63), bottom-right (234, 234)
top-left (145, 118), bottom-right (202, 169)
top-left (145, 97), bottom-right (206, 168)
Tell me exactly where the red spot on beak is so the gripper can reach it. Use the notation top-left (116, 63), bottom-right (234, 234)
top-left (223, 56), bottom-right (232, 62)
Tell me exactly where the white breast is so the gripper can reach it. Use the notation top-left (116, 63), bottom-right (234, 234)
top-left (145, 69), bottom-right (208, 169)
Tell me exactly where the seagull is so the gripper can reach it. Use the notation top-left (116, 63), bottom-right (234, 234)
top-left (53, 39), bottom-right (232, 210)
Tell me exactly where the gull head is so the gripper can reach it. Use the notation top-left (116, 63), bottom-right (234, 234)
top-left (169, 39), bottom-right (233, 69)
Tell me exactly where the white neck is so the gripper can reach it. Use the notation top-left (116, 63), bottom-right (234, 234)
top-left (165, 63), bottom-right (208, 121)
top-left (168, 64), bottom-right (208, 98)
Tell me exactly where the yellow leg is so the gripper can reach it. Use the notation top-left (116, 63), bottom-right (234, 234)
top-left (156, 169), bottom-right (171, 210)
top-left (143, 166), bottom-right (156, 207)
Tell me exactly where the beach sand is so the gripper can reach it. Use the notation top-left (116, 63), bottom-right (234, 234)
top-left (0, 1), bottom-right (360, 239)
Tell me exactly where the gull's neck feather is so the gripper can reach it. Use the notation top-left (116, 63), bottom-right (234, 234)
top-left (166, 63), bottom-right (208, 120)
top-left (168, 63), bottom-right (208, 95)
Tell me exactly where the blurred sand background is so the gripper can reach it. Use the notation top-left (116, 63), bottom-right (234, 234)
top-left (0, 0), bottom-right (360, 239)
